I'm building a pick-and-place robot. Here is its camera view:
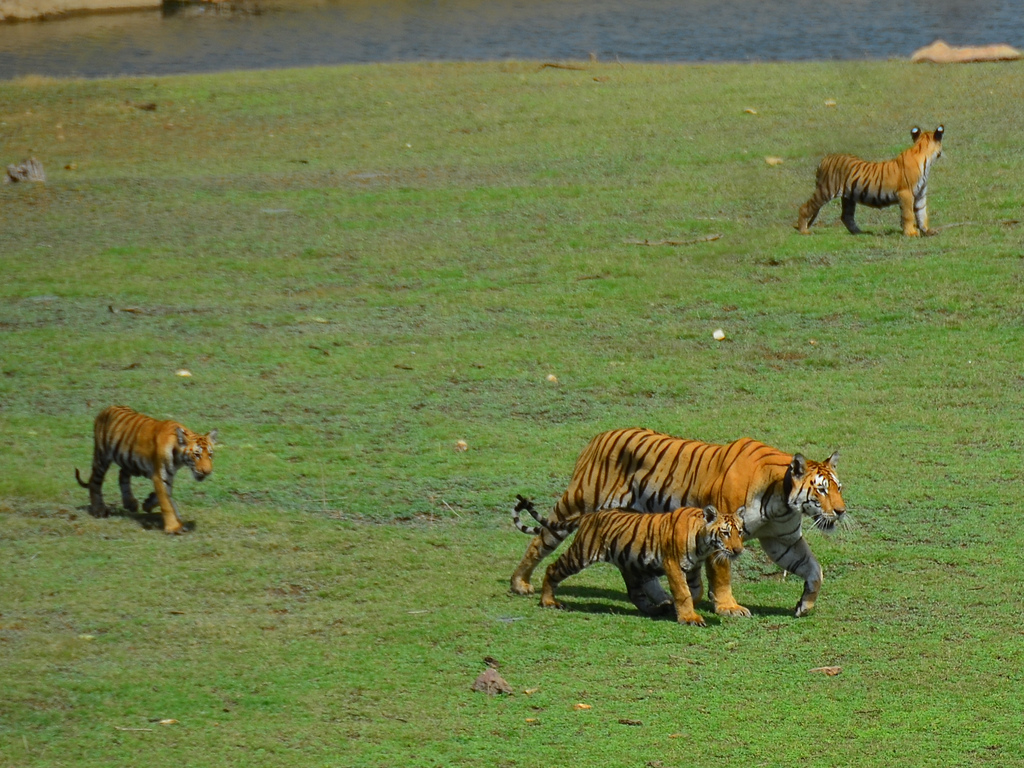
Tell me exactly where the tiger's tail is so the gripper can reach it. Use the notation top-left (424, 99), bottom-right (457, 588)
top-left (75, 468), bottom-right (91, 488)
top-left (512, 494), bottom-right (576, 536)
top-left (512, 494), bottom-right (544, 535)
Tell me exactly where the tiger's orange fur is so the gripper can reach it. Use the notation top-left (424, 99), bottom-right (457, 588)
top-left (797, 125), bottom-right (944, 236)
top-left (516, 496), bottom-right (743, 626)
top-left (510, 428), bottom-right (845, 617)
top-left (75, 405), bottom-right (217, 534)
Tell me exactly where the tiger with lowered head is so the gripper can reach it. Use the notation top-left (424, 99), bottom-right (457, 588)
top-left (514, 495), bottom-right (744, 626)
top-left (75, 405), bottom-right (217, 534)
top-left (797, 125), bottom-right (944, 236)
top-left (510, 428), bottom-right (846, 618)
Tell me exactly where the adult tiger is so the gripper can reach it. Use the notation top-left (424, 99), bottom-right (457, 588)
top-left (509, 428), bottom-right (845, 618)
top-left (796, 125), bottom-right (944, 236)
top-left (514, 495), bottom-right (744, 626)
top-left (75, 405), bottom-right (217, 534)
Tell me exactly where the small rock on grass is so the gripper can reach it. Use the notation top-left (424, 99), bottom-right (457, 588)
top-left (5, 158), bottom-right (45, 183)
top-left (471, 668), bottom-right (513, 695)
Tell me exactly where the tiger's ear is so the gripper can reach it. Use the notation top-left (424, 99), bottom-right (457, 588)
top-left (910, 126), bottom-right (921, 142)
top-left (207, 429), bottom-right (218, 445)
top-left (702, 505), bottom-right (718, 524)
top-left (827, 450), bottom-right (839, 470)
top-left (175, 427), bottom-right (187, 446)
top-left (790, 454), bottom-right (808, 479)
top-left (934, 125), bottom-right (944, 141)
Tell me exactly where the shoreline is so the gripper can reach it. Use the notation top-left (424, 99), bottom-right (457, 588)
top-left (1, 0), bottom-right (160, 21)
top-left (0, 0), bottom-right (232, 22)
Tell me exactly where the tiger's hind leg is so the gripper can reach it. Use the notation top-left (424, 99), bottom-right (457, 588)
top-left (540, 544), bottom-right (589, 610)
top-left (78, 454), bottom-right (111, 517)
top-left (511, 491), bottom-right (579, 595)
top-left (118, 467), bottom-right (140, 513)
top-left (512, 524), bottom-right (569, 595)
top-left (796, 189), bottom-right (833, 233)
top-left (622, 570), bottom-right (673, 616)
top-left (840, 197), bottom-right (863, 234)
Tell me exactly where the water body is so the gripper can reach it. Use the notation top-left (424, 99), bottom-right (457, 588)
top-left (1, 0), bottom-right (1022, 80)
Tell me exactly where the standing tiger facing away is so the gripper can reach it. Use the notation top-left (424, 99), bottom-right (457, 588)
top-left (510, 428), bottom-right (846, 618)
top-left (514, 496), bottom-right (744, 626)
top-left (75, 405), bottom-right (217, 534)
top-left (797, 125), bottom-right (943, 236)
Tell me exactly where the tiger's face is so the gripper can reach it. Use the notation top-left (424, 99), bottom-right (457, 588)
top-left (701, 505), bottom-right (745, 563)
top-left (787, 452), bottom-right (845, 532)
top-left (177, 427), bottom-right (218, 481)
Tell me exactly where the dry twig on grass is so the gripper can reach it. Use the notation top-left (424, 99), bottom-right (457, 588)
top-left (538, 62), bottom-right (589, 71)
top-left (625, 234), bottom-right (723, 246)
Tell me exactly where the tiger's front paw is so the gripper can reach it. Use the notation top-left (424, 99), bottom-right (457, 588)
top-left (164, 525), bottom-right (186, 535)
top-left (715, 602), bottom-right (753, 618)
top-left (540, 597), bottom-right (564, 610)
top-left (510, 577), bottom-right (534, 596)
top-left (794, 600), bottom-right (816, 618)
top-left (677, 612), bottom-right (707, 627)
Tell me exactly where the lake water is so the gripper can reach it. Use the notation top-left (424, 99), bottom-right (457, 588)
top-left (1, 0), bottom-right (1022, 80)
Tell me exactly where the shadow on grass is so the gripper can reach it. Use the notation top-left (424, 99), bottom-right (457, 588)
top-left (79, 505), bottom-right (196, 534)
top-left (511, 583), bottom-right (795, 621)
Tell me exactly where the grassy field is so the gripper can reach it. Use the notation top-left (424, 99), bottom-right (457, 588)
top-left (2, 59), bottom-right (1024, 767)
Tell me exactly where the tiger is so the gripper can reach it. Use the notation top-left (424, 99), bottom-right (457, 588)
top-left (75, 405), bottom-right (217, 535)
top-left (796, 125), bottom-right (944, 237)
top-left (510, 428), bottom-right (846, 618)
top-left (514, 495), bottom-right (744, 626)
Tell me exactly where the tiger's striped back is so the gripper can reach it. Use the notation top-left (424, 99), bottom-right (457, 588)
top-left (554, 428), bottom-right (792, 523)
top-left (797, 125), bottom-right (943, 236)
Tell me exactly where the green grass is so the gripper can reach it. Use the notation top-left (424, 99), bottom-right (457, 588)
top-left (2, 59), bottom-right (1024, 767)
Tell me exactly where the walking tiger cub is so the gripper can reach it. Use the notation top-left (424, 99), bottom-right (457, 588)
top-left (514, 496), bottom-right (744, 626)
top-left (510, 428), bottom-right (846, 618)
top-left (797, 125), bottom-right (944, 236)
top-left (75, 405), bottom-right (217, 534)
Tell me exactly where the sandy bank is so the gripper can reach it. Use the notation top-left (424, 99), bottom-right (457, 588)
top-left (1, 0), bottom-right (162, 21)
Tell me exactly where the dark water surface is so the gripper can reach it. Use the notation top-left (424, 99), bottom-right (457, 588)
top-left (1, 0), bottom-right (1022, 80)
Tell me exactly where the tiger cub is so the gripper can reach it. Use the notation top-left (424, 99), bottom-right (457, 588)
top-left (75, 405), bottom-right (217, 534)
top-left (797, 125), bottom-right (944, 236)
top-left (514, 495), bottom-right (744, 626)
